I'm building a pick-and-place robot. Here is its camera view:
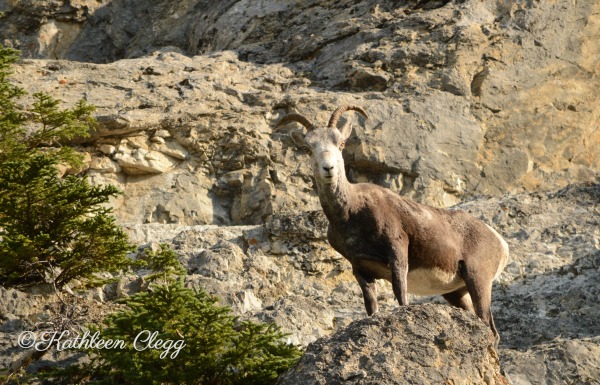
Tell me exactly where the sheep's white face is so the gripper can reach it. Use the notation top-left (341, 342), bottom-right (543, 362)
top-left (291, 125), bottom-right (351, 186)
top-left (281, 106), bottom-right (366, 189)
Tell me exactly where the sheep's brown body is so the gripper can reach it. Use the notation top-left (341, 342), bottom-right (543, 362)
top-left (276, 105), bottom-right (509, 342)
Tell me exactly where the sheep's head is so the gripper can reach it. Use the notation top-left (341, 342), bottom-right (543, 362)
top-left (275, 105), bottom-right (368, 186)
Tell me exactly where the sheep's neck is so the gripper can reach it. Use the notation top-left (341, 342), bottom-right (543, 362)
top-left (316, 173), bottom-right (352, 223)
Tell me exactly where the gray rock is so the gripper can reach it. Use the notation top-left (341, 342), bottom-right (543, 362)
top-left (502, 338), bottom-right (600, 385)
top-left (277, 304), bottom-right (506, 385)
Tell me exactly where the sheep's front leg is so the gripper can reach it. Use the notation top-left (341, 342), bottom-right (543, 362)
top-left (353, 269), bottom-right (378, 315)
top-left (390, 242), bottom-right (409, 306)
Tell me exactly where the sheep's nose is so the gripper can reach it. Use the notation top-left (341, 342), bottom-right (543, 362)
top-left (323, 166), bottom-right (334, 172)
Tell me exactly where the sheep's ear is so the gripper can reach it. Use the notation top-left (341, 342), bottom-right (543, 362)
top-left (289, 130), bottom-right (306, 147)
top-left (339, 122), bottom-right (353, 141)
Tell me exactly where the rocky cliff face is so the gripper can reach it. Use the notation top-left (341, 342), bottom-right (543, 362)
top-left (0, 0), bottom-right (599, 384)
top-left (3, 0), bottom-right (598, 225)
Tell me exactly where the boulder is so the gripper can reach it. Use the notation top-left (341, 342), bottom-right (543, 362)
top-left (277, 304), bottom-right (506, 385)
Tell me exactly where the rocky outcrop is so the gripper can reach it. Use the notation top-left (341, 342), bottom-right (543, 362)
top-left (4, 0), bottom-right (598, 226)
top-left (277, 304), bottom-right (505, 385)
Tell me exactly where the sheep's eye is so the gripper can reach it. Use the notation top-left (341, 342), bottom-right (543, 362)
top-left (339, 141), bottom-right (346, 149)
top-left (303, 146), bottom-right (311, 153)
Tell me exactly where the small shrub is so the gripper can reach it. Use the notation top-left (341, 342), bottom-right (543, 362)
top-left (55, 245), bottom-right (303, 385)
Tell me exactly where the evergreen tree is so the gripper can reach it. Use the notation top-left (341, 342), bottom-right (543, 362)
top-left (0, 154), bottom-right (132, 288)
top-left (0, 45), bottom-right (133, 289)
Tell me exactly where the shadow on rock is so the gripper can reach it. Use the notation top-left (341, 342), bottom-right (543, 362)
top-left (494, 251), bottom-right (600, 350)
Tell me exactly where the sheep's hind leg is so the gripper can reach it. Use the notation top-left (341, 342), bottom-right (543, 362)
top-left (354, 270), bottom-right (379, 315)
top-left (459, 261), bottom-right (499, 345)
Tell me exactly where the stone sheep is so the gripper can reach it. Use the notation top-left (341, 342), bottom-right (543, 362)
top-left (275, 105), bottom-right (509, 342)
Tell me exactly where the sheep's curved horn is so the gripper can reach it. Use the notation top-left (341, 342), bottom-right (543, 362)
top-left (275, 114), bottom-right (315, 131)
top-left (328, 105), bottom-right (368, 128)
